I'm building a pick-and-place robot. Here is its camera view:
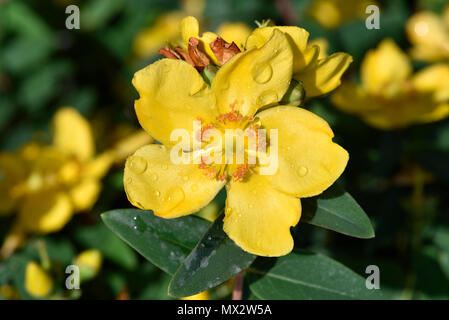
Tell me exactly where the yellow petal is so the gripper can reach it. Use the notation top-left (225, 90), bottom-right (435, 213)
top-left (412, 64), bottom-right (449, 102)
top-left (361, 39), bottom-right (412, 96)
top-left (181, 16), bottom-right (200, 44)
top-left (25, 262), bottom-right (53, 298)
top-left (212, 29), bottom-right (293, 116)
top-left (180, 16), bottom-right (219, 64)
top-left (406, 11), bottom-right (449, 61)
top-left (224, 173), bottom-right (300, 257)
top-left (258, 106), bottom-right (349, 198)
top-left (332, 82), bottom-right (379, 113)
top-left (217, 22), bottom-right (252, 50)
top-left (18, 191), bottom-right (73, 234)
top-left (75, 249), bottom-right (102, 276)
top-left (133, 59), bottom-right (216, 147)
top-left (52, 107), bottom-right (95, 161)
top-left (246, 26), bottom-right (310, 74)
top-left (132, 12), bottom-right (184, 58)
top-left (124, 144), bottom-right (225, 218)
top-left (0, 152), bottom-right (26, 215)
top-left (69, 179), bottom-right (101, 211)
top-left (308, 37), bottom-right (329, 59)
top-left (113, 130), bottom-right (154, 162)
top-left (84, 151), bottom-right (115, 179)
top-left (181, 290), bottom-right (210, 300)
top-left (296, 52), bottom-right (353, 97)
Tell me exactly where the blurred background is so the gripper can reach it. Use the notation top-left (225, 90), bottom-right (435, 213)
top-left (1, 0), bottom-right (449, 300)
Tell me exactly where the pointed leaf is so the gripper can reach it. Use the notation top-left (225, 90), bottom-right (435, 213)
top-left (247, 250), bottom-right (386, 299)
top-left (101, 209), bottom-right (210, 275)
top-left (168, 213), bottom-right (256, 298)
top-left (301, 183), bottom-right (375, 238)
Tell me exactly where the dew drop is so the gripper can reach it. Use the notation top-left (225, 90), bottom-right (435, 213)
top-left (297, 166), bottom-right (308, 177)
top-left (129, 156), bottom-right (147, 174)
top-left (182, 176), bottom-right (189, 181)
top-left (151, 173), bottom-right (159, 181)
top-left (132, 215), bottom-right (146, 233)
top-left (153, 190), bottom-right (161, 197)
top-left (161, 164), bottom-right (168, 170)
top-left (191, 184), bottom-right (199, 192)
top-left (164, 186), bottom-right (185, 211)
top-left (252, 63), bottom-right (273, 84)
top-left (257, 90), bottom-right (278, 106)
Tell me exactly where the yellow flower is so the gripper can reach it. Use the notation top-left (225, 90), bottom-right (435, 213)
top-left (75, 249), bottom-right (102, 280)
top-left (1, 107), bottom-right (114, 234)
top-left (246, 26), bottom-right (353, 97)
top-left (0, 285), bottom-right (20, 300)
top-left (125, 29), bottom-right (349, 257)
top-left (406, 3), bottom-right (449, 62)
top-left (25, 261), bottom-right (53, 298)
top-left (133, 12), bottom-right (186, 58)
top-left (308, 0), bottom-right (378, 29)
top-left (332, 39), bottom-right (449, 130)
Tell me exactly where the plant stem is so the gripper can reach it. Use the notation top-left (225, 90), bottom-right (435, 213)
top-left (232, 271), bottom-right (244, 300)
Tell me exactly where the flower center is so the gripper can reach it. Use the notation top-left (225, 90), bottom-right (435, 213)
top-left (194, 102), bottom-right (267, 182)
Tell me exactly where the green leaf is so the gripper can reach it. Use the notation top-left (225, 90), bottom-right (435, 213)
top-left (168, 213), bottom-right (256, 298)
top-left (301, 183), bottom-right (375, 239)
top-left (247, 250), bottom-right (385, 299)
top-left (101, 209), bottom-right (210, 275)
top-left (74, 222), bottom-right (138, 271)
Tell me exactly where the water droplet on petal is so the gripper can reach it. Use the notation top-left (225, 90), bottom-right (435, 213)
top-left (257, 90), bottom-right (278, 106)
top-left (162, 164), bottom-right (168, 170)
top-left (182, 176), bottom-right (189, 181)
top-left (153, 190), bottom-right (161, 197)
top-left (191, 184), bottom-right (199, 192)
top-left (164, 186), bottom-right (185, 212)
top-left (297, 166), bottom-right (308, 177)
top-left (151, 173), bottom-right (159, 181)
top-left (252, 63), bottom-right (273, 84)
top-left (129, 156), bottom-right (147, 174)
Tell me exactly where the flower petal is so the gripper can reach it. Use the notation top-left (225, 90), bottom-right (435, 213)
top-left (217, 22), bottom-right (251, 50)
top-left (133, 59), bottom-right (216, 146)
top-left (18, 191), bottom-right (73, 234)
top-left (212, 29), bottom-right (293, 117)
top-left (223, 173), bottom-right (300, 257)
top-left (406, 11), bottom-right (449, 61)
top-left (246, 26), bottom-right (310, 73)
top-left (297, 52), bottom-right (353, 97)
top-left (69, 178), bottom-right (102, 211)
top-left (124, 144), bottom-right (225, 218)
top-left (412, 64), bottom-right (449, 102)
top-left (52, 107), bottom-right (95, 161)
top-left (0, 152), bottom-right (26, 215)
top-left (361, 39), bottom-right (411, 96)
top-left (258, 106), bottom-right (348, 198)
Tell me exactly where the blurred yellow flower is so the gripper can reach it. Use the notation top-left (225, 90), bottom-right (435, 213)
top-left (11, 107), bottom-right (115, 234)
top-left (75, 249), bottom-right (102, 280)
top-left (0, 285), bottom-right (20, 300)
top-left (1, 107), bottom-right (152, 258)
top-left (125, 29), bottom-right (348, 257)
top-left (133, 12), bottom-right (186, 58)
top-left (332, 39), bottom-right (449, 129)
top-left (406, 3), bottom-right (449, 62)
top-left (181, 290), bottom-right (210, 300)
top-left (25, 261), bottom-right (53, 298)
top-left (308, 0), bottom-right (378, 29)
top-left (246, 26), bottom-right (352, 97)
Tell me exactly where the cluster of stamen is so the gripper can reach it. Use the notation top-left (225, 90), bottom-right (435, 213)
top-left (195, 102), bottom-right (264, 182)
